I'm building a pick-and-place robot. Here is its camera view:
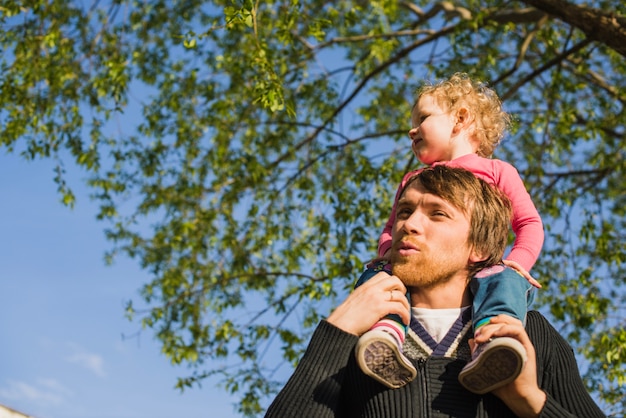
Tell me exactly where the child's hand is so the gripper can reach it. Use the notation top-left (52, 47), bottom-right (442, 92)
top-left (503, 259), bottom-right (542, 288)
top-left (366, 250), bottom-right (392, 267)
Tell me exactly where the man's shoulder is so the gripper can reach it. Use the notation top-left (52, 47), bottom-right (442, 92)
top-left (526, 310), bottom-right (551, 328)
top-left (527, 310), bottom-right (546, 320)
top-left (525, 311), bottom-right (563, 346)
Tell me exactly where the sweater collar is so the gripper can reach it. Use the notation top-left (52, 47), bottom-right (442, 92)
top-left (403, 308), bottom-right (473, 360)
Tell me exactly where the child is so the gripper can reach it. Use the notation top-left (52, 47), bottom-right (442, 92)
top-left (354, 73), bottom-right (544, 393)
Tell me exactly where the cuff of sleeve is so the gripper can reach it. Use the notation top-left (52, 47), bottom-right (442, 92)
top-left (295, 320), bottom-right (359, 380)
top-left (313, 320), bottom-right (359, 350)
top-left (538, 395), bottom-right (575, 418)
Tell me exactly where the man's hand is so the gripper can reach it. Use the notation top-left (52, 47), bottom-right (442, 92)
top-left (327, 272), bottom-right (410, 336)
top-left (472, 315), bottom-right (547, 418)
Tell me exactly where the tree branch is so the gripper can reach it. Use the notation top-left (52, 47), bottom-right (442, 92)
top-left (267, 25), bottom-right (458, 171)
top-left (492, 13), bottom-right (549, 86)
top-left (500, 38), bottom-right (592, 101)
top-left (521, 0), bottom-right (626, 58)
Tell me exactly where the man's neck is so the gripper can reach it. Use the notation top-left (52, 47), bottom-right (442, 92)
top-left (409, 276), bottom-right (472, 309)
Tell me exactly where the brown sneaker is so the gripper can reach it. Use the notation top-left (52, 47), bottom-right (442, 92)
top-left (355, 329), bottom-right (417, 389)
top-left (458, 337), bottom-right (527, 394)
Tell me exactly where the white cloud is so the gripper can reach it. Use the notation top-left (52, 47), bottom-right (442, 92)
top-left (36, 378), bottom-right (73, 397)
top-left (65, 343), bottom-right (106, 378)
top-left (0, 378), bottom-right (73, 406)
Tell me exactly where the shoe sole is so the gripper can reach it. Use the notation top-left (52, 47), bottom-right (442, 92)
top-left (356, 333), bottom-right (417, 389)
top-left (458, 339), bottom-right (526, 394)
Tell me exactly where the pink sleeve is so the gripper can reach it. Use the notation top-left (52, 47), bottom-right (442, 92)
top-left (378, 170), bottom-right (420, 258)
top-left (496, 162), bottom-right (544, 271)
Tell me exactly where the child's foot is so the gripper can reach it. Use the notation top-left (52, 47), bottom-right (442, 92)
top-left (458, 336), bottom-right (527, 394)
top-left (355, 329), bottom-right (417, 389)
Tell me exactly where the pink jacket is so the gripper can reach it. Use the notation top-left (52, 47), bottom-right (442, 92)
top-left (378, 154), bottom-right (544, 272)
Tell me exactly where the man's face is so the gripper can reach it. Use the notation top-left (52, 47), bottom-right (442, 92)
top-left (390, 180), bottom-right (474, 288)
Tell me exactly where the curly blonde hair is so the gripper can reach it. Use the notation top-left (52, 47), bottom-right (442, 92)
top-left (417, 73), bottom-right (511, 157)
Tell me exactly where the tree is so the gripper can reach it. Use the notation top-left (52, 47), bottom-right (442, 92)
top-left (1, 0), bottom-right (624, 416)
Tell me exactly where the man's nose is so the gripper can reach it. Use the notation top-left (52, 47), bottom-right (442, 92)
top-left (403, 211), bottom-right (425, 234)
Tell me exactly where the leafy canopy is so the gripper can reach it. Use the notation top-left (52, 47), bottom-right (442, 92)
top-left (1, 0), bottom-right (624, 416)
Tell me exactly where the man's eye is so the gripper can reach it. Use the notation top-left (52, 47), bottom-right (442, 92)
top-left (432, 211), bottom-right (447, 217)
top-left (397, 208), bottom-right (412, 219)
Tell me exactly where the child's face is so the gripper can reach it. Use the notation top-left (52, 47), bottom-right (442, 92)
top-left (409, 94), bottom-right (457, 165)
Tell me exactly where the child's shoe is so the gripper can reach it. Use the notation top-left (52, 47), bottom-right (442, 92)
top-left (458, 336), bottom-right (527, 394)
top-left (355, 329), bottom-right (417, 388)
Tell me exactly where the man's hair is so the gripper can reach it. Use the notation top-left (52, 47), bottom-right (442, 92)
top-left (416, 72), bottom-right (511, 157)
top-left (402, 166), bottom-right (512, 277)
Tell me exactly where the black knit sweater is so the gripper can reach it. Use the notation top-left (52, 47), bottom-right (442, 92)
top-left (265, 311), bottom-right (605, 418)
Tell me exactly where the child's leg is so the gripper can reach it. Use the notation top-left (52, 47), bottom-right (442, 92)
top-left (354, 261), bottom-right (416, 389)
top-left (470, 264), bottom-right (535, 331)
top-left (459, 264), bottom-right (535, 394)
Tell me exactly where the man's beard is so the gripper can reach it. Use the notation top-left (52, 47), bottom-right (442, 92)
top-left (391, 251), bottom-right (462, 289)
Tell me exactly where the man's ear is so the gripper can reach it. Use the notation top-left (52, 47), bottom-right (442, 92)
top-left (468, 247), bottom-right (488, 263)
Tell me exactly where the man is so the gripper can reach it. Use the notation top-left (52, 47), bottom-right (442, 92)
top-left (264, 166), bottom-right (605, 418)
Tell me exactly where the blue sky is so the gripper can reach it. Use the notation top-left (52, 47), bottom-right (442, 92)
top-left (1, 152), bottom-right (242, 418)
